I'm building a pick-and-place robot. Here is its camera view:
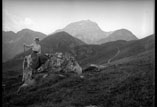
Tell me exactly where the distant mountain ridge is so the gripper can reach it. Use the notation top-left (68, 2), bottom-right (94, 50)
top-left (55, 20), bottom-right (138, 44)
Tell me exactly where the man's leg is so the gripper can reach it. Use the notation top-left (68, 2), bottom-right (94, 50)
top-left (31, 53), bottom-right (39, 74)
top-left (39, 54), bottom-right (48, 65)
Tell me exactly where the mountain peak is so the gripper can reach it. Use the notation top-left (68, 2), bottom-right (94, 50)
top-left (115, 28), bottom-right (134, 34)
top-left (114, 29), bottom-right (138, 39)
top-left (97, 28), bottom-right (138, 44)
top-left (40, 31), bottom-right (85, 53)
top-left (57, 20), bottom-right (107, 44)
top-left (54, 31), bottom-right (69, 35)
top-left (77, 19), bottom-right (96, 23)
top-left (18, 29), bottom-right (38, 34)
top-left (19, 28), bottom-right (32, 32)
top-left (68, 20), bottom-right (98, 27)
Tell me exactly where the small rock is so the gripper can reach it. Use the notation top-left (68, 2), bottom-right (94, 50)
top-left (80, 75), bottom-right (84, 78)
top-left (43, 74), bottom-right (48, 78)
top-left (59, 74), bottom-right (65, 77)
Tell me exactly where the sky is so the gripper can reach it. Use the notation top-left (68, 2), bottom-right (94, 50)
top-left (3, 0), bottom-right (154, 39)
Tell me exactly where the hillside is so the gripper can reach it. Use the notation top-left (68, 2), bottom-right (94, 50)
top-left (2, 43), bottom-right (154, 107)
top-left (112, 34), bottom-right (154, 61)
top-left (3, 29), bottom-right (47, 62)
top-left (3, 31), bottom-right (19, 43)
top-left (76, 35), bottom-right (155, 67)
top-left (41, 31), bottom-right (86, 53)
top-left (71, 40), bottom-right (127, 68)
top-left (97, 29), bottom-right (138, 44)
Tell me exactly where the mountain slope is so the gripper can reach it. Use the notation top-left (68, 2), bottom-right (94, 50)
top-left (40, 31), bottom-right (86, 53)
top-left (112, 34), bottom-right (154, 61)
top-left (3, 29), bottom-right (47, 62)
top-left (56, 20), bottom-right (107, 44)
top-left (3, 31), bottom-right (19, 43)
top-left (71, 34), bottom-right (153, 68)
top-left (97, 29), bottom-right (138, 44)
top-left (70, 41), bottom-right (125, 68)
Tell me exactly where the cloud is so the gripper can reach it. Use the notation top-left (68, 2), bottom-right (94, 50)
top-left (24, 17), bottom-right (33, 25)
top-left (3, 9), bottom-right (36, 32)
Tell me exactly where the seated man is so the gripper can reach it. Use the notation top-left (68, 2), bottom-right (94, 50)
top-left (24, 37), bottom-right (48, 74)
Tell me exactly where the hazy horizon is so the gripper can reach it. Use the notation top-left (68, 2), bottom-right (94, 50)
top-left (3, 0), bottom-right (154, 39)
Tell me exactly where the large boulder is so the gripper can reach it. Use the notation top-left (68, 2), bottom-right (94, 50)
top-left (37, 52), bottom-right (82, 75)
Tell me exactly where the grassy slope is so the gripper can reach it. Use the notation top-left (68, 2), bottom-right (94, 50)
top-left (73, 40), bottom-right (127, 68)
top-left (3, 48), bottom-right (155, 107)
top-left (113, 34), bottom-right (155, 61)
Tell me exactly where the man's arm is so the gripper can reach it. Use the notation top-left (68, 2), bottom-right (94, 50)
top-left (39, 46), bottom-right (41, 54)
top-left (24, 43), bottom-right (33, 48)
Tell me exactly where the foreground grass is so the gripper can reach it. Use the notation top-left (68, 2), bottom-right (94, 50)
top-left (3, 52), bottom-right (154, 107)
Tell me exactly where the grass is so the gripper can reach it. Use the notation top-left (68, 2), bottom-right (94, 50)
top-left (2, 51), bottom-right (154, 107)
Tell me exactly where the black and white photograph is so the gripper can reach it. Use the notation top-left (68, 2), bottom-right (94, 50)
top-left (2, 0), bottom-right (155, 107)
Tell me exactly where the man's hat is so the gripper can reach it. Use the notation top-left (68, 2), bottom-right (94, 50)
top-left (34, 37), bottom-right (40, 41)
